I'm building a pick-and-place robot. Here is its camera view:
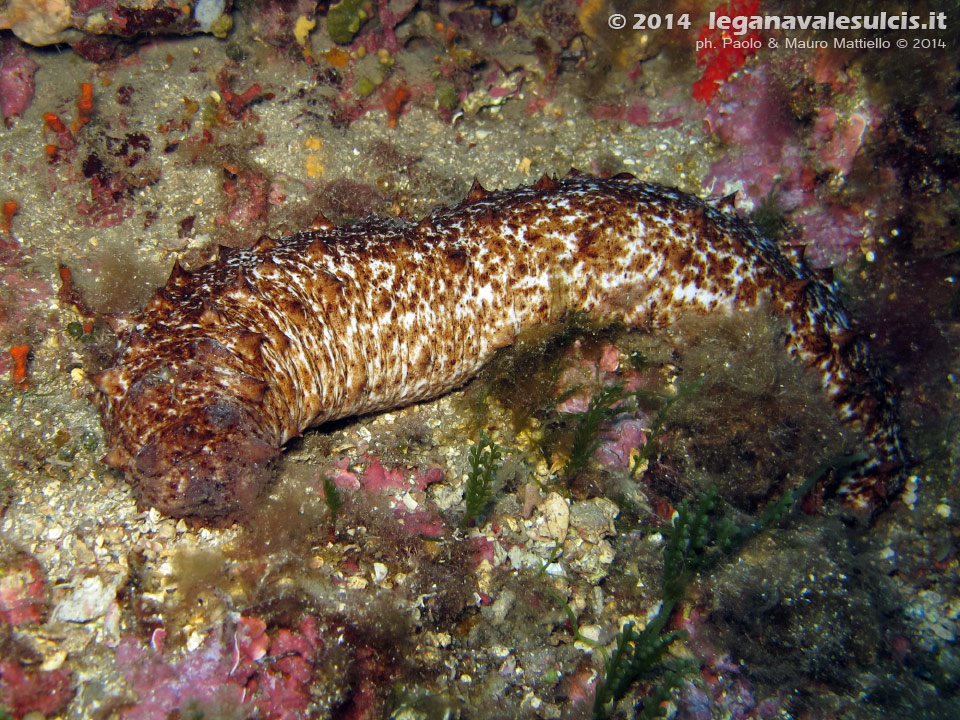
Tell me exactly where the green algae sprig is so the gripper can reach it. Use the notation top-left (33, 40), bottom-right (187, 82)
top-left (460, 431), bottom-right (503, 528)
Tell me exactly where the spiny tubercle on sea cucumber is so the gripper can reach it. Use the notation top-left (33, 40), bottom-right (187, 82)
top-left (88, 171), bottom-right (907, 522)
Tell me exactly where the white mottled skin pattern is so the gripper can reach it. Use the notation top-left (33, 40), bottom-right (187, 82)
top-left (90, 172), bottom-right (907, 521)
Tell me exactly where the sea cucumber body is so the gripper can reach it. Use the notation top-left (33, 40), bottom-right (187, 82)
top-left (90, 173), bottom-right (906, 520)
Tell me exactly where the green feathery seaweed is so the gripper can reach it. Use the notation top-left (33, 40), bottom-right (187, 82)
top-left (563, 384), bottom-right (631, 480)
top-left (593, 454), bottom-right (860, 718)
top-left (631, 378), bottom-right (704, 477)
top-left (322, 473), bottom-right (342, 524)
top-left (592, 617), bottom-right (686, 720)
top-left (750, 181), bottom-right (788, 243)
top-left (460, 431), bottom-right (503, 528)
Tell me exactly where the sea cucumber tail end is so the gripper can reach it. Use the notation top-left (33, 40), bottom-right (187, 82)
top-left (836, 388), bottom-right (911, 516)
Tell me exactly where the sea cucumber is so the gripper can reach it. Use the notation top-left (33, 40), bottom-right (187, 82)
top-left (89, 171), bottom-right (907, 521)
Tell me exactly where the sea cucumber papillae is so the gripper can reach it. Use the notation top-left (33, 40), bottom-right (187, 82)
top-left (89, 172), bottom-right (907, 521)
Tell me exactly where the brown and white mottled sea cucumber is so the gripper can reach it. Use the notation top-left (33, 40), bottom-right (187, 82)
top-left (89, 171), bottom-right (907, 521)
